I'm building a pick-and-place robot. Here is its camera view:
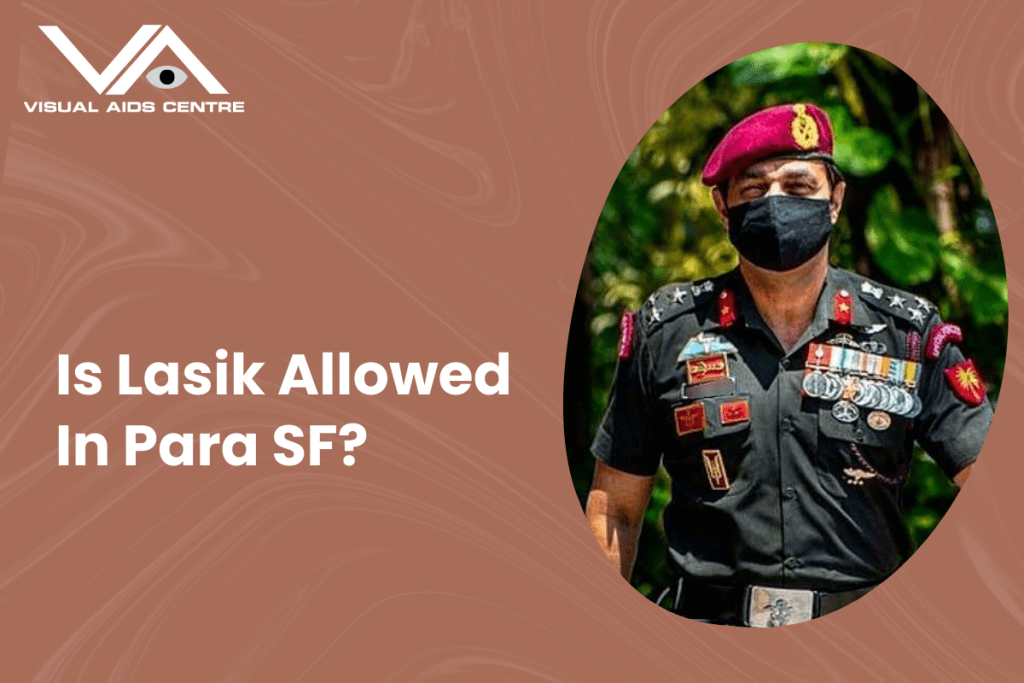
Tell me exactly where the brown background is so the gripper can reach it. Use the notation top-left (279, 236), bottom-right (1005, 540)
top-left (0, 1), bottom-right (1021, 681)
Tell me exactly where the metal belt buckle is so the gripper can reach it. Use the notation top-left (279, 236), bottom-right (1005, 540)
top-left (747, 586), bottom-right (814, 627)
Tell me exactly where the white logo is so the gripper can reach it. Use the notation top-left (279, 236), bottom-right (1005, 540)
top-left (40, 25), bottom-right (227, 95)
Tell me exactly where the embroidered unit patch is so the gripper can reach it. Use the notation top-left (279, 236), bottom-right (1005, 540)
top-left (674, 403), bottom-right (707, 436)
top-left (685, 353), bottom-right (730, 385)
top-left (702, 450), bottom-right (731, 490)
top-left (944, 359), bottom-right (986, 407)
top-left (719, 398), bottom-right (750, 425)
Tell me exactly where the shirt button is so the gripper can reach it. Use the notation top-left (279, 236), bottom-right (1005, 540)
top-left (783, 487), bottom-right (797, 499)
top-left (854, 428), bottom-right (865, 442)
top-left (781, 418), bottom-right (795, 432)
top-left (780, 357), bottom-right (792, 370)
top-left (784, 557), bottom-right (802, 569)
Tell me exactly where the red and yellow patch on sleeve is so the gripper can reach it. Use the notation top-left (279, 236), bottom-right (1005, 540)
top-left (944, 359), bottom-right (986, 407)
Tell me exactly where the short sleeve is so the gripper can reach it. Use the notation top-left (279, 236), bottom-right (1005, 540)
top-left (590, 315), bottom-right (662, 477)
top-left (912, 320), bottom-right (994, 479)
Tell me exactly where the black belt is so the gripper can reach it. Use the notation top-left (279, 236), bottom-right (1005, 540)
top-left (674, 579), bottom-right (876, 626)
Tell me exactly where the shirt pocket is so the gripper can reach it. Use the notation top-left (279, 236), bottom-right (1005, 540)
top-left (816, 404), bottom-right (911, 497)
top-left (667, 395), bottom-right (753, 499)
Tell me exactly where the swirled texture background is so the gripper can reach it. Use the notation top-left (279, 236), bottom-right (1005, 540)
top-left (0, 1), bottom-right (1020, 681)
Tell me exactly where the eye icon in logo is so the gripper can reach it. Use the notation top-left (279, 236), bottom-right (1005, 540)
top-left (146, 66), bottom-right (188, 89)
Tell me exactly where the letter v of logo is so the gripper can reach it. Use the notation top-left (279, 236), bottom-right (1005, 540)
top-left (40, 25), bottom-right (227, 95)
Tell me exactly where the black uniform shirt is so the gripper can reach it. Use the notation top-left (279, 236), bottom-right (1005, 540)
top-left (592, 266), bottom-right (992, 590)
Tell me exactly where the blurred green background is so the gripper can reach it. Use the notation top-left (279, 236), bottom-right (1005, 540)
top-left (562, 43), bottom-right (1007, 602)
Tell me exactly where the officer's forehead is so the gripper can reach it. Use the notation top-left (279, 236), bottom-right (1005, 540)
top-left (734, 158), bottom-right (828, 182)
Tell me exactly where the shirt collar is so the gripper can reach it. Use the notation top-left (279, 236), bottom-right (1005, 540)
top-left (704, 266), bottom-right (871, 353)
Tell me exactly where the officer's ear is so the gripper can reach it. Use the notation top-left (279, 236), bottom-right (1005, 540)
top-left (829, 180), bottom-right (846, 224)
top-left (712, 185), bottom-right (729, 232)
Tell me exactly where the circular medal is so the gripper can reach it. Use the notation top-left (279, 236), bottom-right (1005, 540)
top-left (803, 371), bottom-right (826, 398)
top-left (822, 374), bottom-right (843, 401)
top-left (890, 389), bottom-right (911, 416)
top-left (900, 389), bottom-right (916, 416)
top-left (905, 393), bottom-right (922, 419)
top-left (832, 400), bottom-right (860, 423)
top-left (853, 381), bottom-right (877, 407)
top-left (867, 410), bottom-right (892, 431)
top-left (873, 385), bottom-right (892, 412)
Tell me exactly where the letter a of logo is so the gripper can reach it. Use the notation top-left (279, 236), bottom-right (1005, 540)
top-left (40, 25), bottom-right (227, 95)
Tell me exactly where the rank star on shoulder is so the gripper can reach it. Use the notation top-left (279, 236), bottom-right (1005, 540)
top-left (888, 294), bottom-right (905, 308)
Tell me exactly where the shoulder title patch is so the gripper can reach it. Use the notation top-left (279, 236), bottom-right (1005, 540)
top-left (617, 311), bottom-right (635, 359)
top-left (926, 323), bottom-right (963, 361)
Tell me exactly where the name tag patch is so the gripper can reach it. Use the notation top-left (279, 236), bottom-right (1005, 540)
top-left (674, 403), bottom-right (706, 436)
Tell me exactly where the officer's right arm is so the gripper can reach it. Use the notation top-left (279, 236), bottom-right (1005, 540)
top-left (588, 310), bottom-right (662, 580)
top-left (586, 462), bottom-right (653, 580)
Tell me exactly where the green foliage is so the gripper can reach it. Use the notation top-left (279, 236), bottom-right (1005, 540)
top-left (865, 186), bottom-right (939, 286)
top-left (729, 44), bottom-right (849, 85)
top-left (828, 106), bottom-right (895, 177)
top-left (571, 43), bottom-right (1007, 599)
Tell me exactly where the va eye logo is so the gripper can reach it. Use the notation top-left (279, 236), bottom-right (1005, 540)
top-left (40, 25), bottom-right (227, 95)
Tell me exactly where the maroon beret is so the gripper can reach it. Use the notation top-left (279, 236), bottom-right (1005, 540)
top-left (701, 103), bottom-right (834, 186)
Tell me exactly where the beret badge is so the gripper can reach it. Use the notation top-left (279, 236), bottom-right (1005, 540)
top-left (790, 104), bottom-right (819, 150)
top-left (701, 103), bottom-right (834, 186)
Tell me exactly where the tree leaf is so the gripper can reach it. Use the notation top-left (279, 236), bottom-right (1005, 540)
top-left (833, 127), bottom-right (895, 176)
top-left (865, 186), bottom-right (939, 286)
top-left (728, 43), bottom-right (847, 85)
top-left (940, 250), bottom-right (1008, 324)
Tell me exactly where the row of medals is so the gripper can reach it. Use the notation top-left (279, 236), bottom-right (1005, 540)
top-left (802, 341), bottom-right (922, 424)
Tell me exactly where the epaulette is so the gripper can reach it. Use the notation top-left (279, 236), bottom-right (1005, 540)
top-left (854, 276), bottom-right (934, 332)
top-left (640, 279), bottom-right (719, 332)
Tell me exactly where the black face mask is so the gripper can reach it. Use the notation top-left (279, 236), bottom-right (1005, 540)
top-left (726, 195), bottom-right (834, 272)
